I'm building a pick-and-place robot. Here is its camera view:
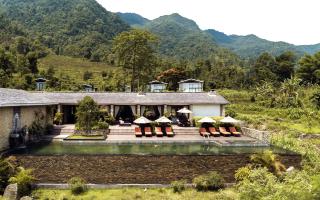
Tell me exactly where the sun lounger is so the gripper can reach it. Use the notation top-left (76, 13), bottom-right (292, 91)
top-left (135, 127), bottom-right (142, 137)
top-left (229, 127), bottom-right (241, 137)
top-left (199, 128), bottom-right (210, 137)
top-left (209, 127), bottom-right (220, 137)
top-left (219, 127), bottom-right (231, 137)
top-left (144, 127), bottom-right (153, 137)
top-left (165, 127), bottom-right (174, 137)
top-left (155, 127), bottom-right (163, 137)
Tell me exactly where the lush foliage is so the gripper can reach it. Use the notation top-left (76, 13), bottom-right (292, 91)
top-left (170, 180), bottom-right (187, 193)
top-left (112, 29), bottom-right (158, 91)
top-left (192, 171), bottom-right (225, 191)
top-left (68, 177), bottom-right (88, 195)
top-left (32, 188), bottom-right (239, 200)
top-left (0, 0), bottom-right (130, 61)
top-left (75, 96), bottom-right (100, 134)
top-left (0, 157), bottom-right (17, 193)
top-left (8, 167), bottom-right (36, 197)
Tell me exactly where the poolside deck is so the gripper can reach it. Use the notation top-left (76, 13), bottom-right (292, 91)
top-left (48, 125), bottom-right (268, 147)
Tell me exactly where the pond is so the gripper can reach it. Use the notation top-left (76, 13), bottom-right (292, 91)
top-left (11, 142), bottom-right (296, 156)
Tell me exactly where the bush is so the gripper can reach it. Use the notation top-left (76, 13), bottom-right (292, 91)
top-left (68, 177), bottom-right (88, 195)
top-left (235, 166), bottom-right (252, 182)
top-left (192, 171), bottom-right (225, 191)
top-left (9, 167), bottom-right (36, 197)
top-left (0, 157), bottom-right (17, 193)
top-left (225, 108), bottom-right (237, 118)
top-left (96, 121), bottom-right (109, 130)
top-left (170, 180), bottom-right (187, 193)
top-left (54, 112), bottom-right (63, 125)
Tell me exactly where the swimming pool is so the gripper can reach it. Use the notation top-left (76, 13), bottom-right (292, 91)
top-left (11, 142), bottom-right (296, 156)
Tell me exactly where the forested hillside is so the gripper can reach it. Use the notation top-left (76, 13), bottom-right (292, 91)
top-left (119, 12), bottom-right (320, 59)
top-left (143, 13), bottom-right (225, 60)
top-left (0, 0), bottom-right (130, 61)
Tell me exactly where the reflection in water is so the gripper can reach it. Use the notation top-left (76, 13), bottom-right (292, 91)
top-left (11, 142), bottom-right (297, 156)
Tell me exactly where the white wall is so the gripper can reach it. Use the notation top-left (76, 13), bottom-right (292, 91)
top-left (192, 104), bottom-right (221, 117)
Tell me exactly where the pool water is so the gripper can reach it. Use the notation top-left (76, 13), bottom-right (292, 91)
top-left (11, 142), bottom-right (296, 156)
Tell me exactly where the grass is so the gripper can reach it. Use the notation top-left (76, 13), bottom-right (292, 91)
top-left (65, 135), bottom-right (106, 140)
top-left (32, 188), bottom-right (239, 200)
top-left (218, 89), bottom-right (320, 135)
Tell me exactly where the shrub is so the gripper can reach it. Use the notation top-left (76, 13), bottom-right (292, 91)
top-left (0, 157), bottom-right (17, 193)
top-left (54, 112), bottom-right (63, 125)
top-left (192, 171), bottom-right (225, 191)
top-left (235, 166), bottom-right (252, 182)
top-left (96, 121), bottom-right (109, 130)
top-left (225, 108), bottom-right (237, 118)
top-left (250, 150), bottom-right (286, 176)
top-left (75, 96), bottom-right (100, 135)
top-left (170, 180), bottom-right (187, 193)
top-left (68, 177), bottom-right (88, 195)
top-left (9, 167), bottom-right (36, 197)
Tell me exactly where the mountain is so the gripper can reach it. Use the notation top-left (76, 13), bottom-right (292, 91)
top-left (0, 14), bottom-right (27, 44)
top-left (119, 12), bottom-right (320, 58)
top-left (117, 12), bottom-right (149, 27)
top-left (130, 13), bottom-right (228, 60)
top-left (0, 0), bottom-right (130, 60)
top-left (205, 30), bottom-right (305, 58)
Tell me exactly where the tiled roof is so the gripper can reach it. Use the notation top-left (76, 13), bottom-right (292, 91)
top-left (36, 92), bottom-right (229, 105)
top-left (0, 88), bottom-right (229, 107)
top-left (0, 88), bottom-right (56, 107)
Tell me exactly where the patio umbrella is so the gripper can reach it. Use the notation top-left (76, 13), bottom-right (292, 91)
top-left (177, 107), bottom-right (193, 114)
top-left (197, 117), bottom-right (216, 123)
top-left (220, 116), bottom-right (239, 124)
top-left (134, 116), bottom-right (152, 124)
top-left (155, 116), bottom-right (172, 123)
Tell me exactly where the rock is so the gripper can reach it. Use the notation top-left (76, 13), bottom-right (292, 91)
top-left (20, 196), bottom-right (33, 200)
top-left (3, 183), bottom-right (18, 200)
top-left (286, 166), bottom-right (295, 172)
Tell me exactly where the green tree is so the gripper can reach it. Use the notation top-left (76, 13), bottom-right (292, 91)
top-left (249, 53), bottom-right (278, 85)
top-left (76, 96), bottom-right (100, 135)
top-left (113, 29), bottom-right (158, 91)
top-left (297, 52), bottom-right (320, 84)
top-left (310, 90), bottom-right (320, 110)
top-left (157, 68), bottom-right (187, 91)
top-left (275, 51), bottom-right (296, 82)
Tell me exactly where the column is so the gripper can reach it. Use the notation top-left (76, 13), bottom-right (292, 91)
top-left (189, 105), bottom-right (193, 126)
top-left (57, 104), bottom-right (62, 113)
top-left (220, 105), bottom-right (225, 116)
top-left (164, 105), bottom-right (168, 115)
top-left (110, 105), bottom-right (114, 117)
top-left (137, 105), bottom-right (141, 117)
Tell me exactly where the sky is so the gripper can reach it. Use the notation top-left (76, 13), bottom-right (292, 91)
top-left (96, 0), bottom-right (320, 45)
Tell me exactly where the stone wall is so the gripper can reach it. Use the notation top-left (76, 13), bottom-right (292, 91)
top-left (0, 106), bottom-right (49, 150)
top-left (0, 107), bottom-right (14, 151)
top-left (241, 127), bottom-right (271, 144)
top-left (15, 154), bottom-right (301, 184)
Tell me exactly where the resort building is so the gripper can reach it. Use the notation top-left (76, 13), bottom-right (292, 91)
top-left (0, 86), bottom-right (229, 149)
top-left (178, 79), bottom-right (204, 92)
top-left (0, 88), bottom-right (56, 150)
top-left (149, 80), bottom-right (168, 92)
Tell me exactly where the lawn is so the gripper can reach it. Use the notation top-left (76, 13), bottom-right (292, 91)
top-left (32, 188), bottom-right (239, 200)
top-left (65, 135), bottom-right (106, 140)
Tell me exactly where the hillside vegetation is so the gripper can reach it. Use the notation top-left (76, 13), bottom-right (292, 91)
top-left (0, 0), bottom-right (129, 61)
top-left (119, 12), bottom-right (320, 58)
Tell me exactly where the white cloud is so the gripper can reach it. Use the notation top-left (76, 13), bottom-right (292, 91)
top-left (97, 0), bottom-right (320, 45)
